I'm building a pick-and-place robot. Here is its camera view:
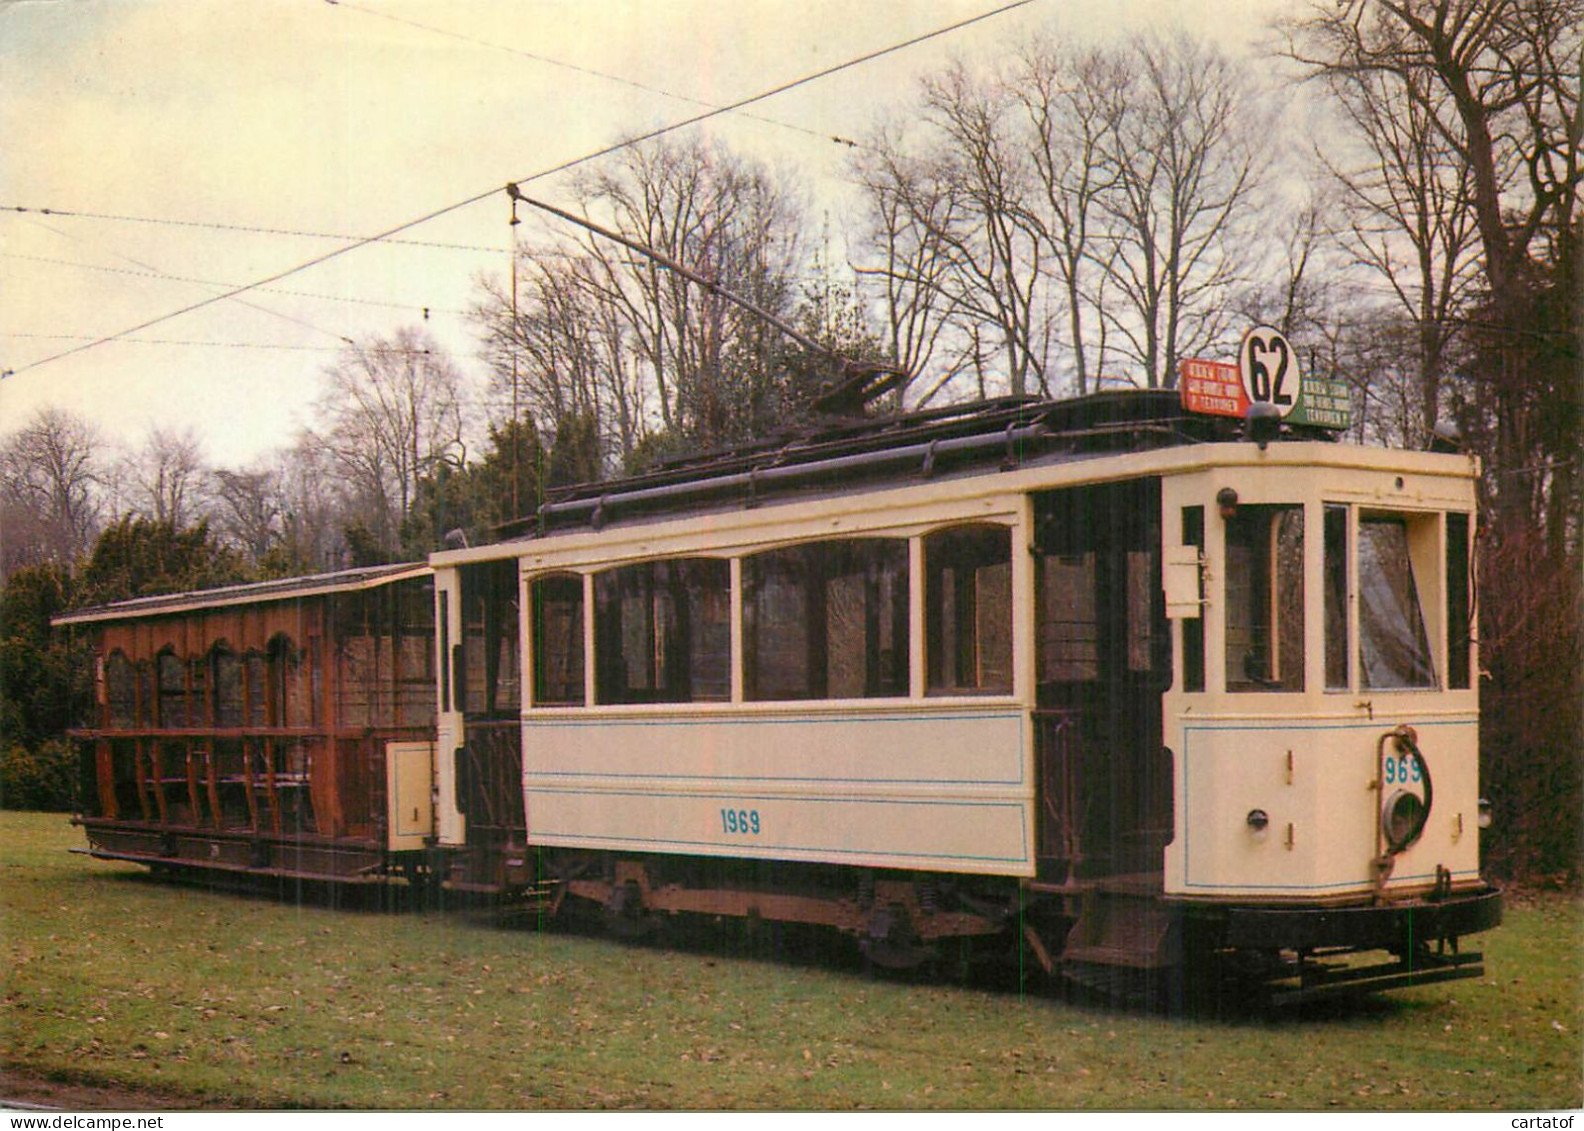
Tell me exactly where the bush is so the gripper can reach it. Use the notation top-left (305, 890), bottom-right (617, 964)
top-left (0, 740), bottom-right (77, 812)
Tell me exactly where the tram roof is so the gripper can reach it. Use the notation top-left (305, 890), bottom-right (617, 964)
top-left (501, 389), bottom-right (1325, 539)
top-left (53, 561), bottom-right (431, 627)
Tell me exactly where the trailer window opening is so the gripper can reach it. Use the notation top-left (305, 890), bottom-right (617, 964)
top-left (137, 662), bottom-right (153, 729)
top-left (595, 558), bottom-right (731, 704)
top-left (156, 650), bottom-right (189, 728)
top-left (743, 538), bottom-right (909, 701)
top-left (926, 524), bottom-right (1013, 696)
top-left (215, 737), bottom-right (251, 828)
top-left (106, 651), bottom-right (137, 729)
top-left (1324, 504), bottom-right (1349, 690)
top-left (190, 654), bottom-right (209, 727)
top-left (156, 738), bottom-right (198, 826)
top-left (213, 646), bottom-right (245, 729)
top-left (266, 635), bottom-right (306, 727)
top-left (1359, 517), bottom-right (1436, 689)
top-left (1447, 512), bottom-right (1472, 690)
top-left (1224, 505), bottom-right (1305, 692)
top-left (531, 573), bottom-right (586, 706)
top-left (243, 653), bottom-right (269, 727)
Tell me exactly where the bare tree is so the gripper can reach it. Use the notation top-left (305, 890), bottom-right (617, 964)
top-left (1290, 0), bottom-right (1580, 299)
top-left (477, 135), bottom-right (816, 464)
top-left (276, 435), bottom-right (350, 573)
top-left (916, 59), bottom-right (1053, 397)
top-left (1013, 38), bottom-right (1129, 395)
top-left (1292, 27), bottom-right (1482, 442)
top-left (848, 120), bottom-right (967, 407)
top-left (209, 464), bottom-right (284, 568)
top-left (1095, 31), bottom-right (1268, 388)
top-left (1286, 0), bottom-right (1582, 524)
top-left (319, 327), bottom-right (468, 557)
top-left (0, 406), bottom-right (107, 575)
top-left (120, 425), bottom-right (209, 530)
top-left (572, 136), bottom-right (809, 448)
top-left (477, 247), bottom-right (650, 472)
top-left (850, 27), bottom-right (1267, 398)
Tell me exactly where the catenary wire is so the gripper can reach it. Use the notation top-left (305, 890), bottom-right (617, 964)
top-left (11, 214), bottom-right (358, 347)
top-left (1, 205), bottom-right (509, 254)
top-left (4, 0), bottom-right (1032, 378)
top-left (4, 252), bottom-right (465, 316)
top-left (323, 0), bottom-right (865, 150)
top-left (4, 333), bottom-right (389, 352)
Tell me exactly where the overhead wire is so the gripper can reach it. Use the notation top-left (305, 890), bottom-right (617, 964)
top-left (322, 0), bottom-right (866, 150)
top-left (4, 251), bottom-right (464, 315)
top-left (1, 205), bottom-right (508, 254)
top-left (5, 0), bottom-right (1032, 379)
top-left (4, 333), bottom-right (379, 353)
top-left (11, 213), bottom-right (358, 348)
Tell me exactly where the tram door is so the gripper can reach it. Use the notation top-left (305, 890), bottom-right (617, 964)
top-left (454, 559), bottom-right (528, 877)
top-left (1032, 479), bottom-right (1172, 883)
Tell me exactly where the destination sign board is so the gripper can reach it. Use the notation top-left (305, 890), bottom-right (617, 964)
top-left (1178, 336), bottom-right (1351, 431)
top-left (1289, 376), bottom-right (1351, 429)
top-left (1178, 358), bottom-right (1248, 418)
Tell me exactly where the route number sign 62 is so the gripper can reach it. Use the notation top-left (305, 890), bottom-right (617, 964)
top-left (1239, 326), bottom-right (1299, 418)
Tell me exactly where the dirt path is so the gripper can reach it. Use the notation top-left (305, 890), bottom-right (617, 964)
top-left (0, 1068), bottom-right (244, 1112)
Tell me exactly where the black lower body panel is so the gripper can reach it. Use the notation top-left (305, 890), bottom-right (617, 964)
top-left (1217, 886), bottom-right (1502, 951)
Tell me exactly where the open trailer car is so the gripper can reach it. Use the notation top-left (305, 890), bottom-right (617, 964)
top-left (58, 563), bottom-right (445, 884)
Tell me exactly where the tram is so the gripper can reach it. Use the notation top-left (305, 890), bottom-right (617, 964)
top-left (62, 375), bottom-right (1501, 1003)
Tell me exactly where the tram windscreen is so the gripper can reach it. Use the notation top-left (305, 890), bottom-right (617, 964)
top-left (1224, 505), bottom-right (1305, 692)
top-left (1358, 517), bottom-right (1436, 689)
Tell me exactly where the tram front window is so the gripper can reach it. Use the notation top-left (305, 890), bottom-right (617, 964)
top-left (1224, 504), bottom-right (1305, 692)
top-left (1358, 517), bottom-right (1436, 689)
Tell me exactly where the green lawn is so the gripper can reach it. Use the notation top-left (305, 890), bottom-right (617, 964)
top-left (2, 811), bottom-right (1579, 1110)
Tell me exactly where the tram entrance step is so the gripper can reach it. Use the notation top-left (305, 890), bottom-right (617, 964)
top-left (1062, 891), bottom-right (1178, 970)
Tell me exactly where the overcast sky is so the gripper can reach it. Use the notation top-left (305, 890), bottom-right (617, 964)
top-left (0, 0), bottom-right (1300, 467)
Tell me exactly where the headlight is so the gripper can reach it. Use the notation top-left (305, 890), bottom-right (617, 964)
top-left (1382, 789), bottom-right (1428, 850)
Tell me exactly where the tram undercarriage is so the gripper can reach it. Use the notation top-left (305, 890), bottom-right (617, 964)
top-left (482, 846), bottom-right (1501, 1008)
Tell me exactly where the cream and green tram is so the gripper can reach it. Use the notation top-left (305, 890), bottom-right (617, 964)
top-left (430, 391), bottom-right (1499, 1002)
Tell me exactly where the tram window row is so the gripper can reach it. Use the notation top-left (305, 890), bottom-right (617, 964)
top-left (522, 522), bottom-right (1015, 709)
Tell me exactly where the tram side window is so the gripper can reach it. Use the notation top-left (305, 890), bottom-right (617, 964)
top-left (1359, 517), bottom-right (1436, 689)
top-left (926, 525), bottom-right (1013, 696)
top-left (531, 574), bottom-right (586, 706)
top-left (595, 558), bottom-right (731, 704)
top-left (1446, 512), bottom-right (1472, 690)
top-left (743, 539), bottom-right (909, 701)
top-left (1224, 505), bottom-right (1305, 692)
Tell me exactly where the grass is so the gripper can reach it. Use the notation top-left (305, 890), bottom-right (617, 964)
top-left (2, 810), bottom-right (1580, 1110)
